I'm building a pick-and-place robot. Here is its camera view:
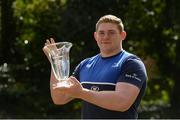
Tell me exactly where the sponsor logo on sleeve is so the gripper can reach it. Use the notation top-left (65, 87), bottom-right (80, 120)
top-left (125, 73), bottom-right (142, 82)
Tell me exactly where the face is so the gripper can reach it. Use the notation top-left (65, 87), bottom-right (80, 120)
top-left (94, 23), bottom-right (126, 56)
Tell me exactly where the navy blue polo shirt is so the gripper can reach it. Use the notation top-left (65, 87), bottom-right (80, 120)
top-left (73, 50), bottom-right (147, 119)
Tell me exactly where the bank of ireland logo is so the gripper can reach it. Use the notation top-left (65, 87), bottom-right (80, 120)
top-left (112, 62), bottom-right (119, 67)
top-left (125, 73), bottom-right (141, 82)
top-left (91, 86), bottom-right (99, 91)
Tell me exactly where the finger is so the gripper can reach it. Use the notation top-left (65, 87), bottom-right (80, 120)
top-left (45, 43), bottom-right (48, 46)
top-left (50, 38), bottom-right (55, 44)
top-left (52, 83), bottom-right (57, 89)
top-left (69, 76), bottom-right (79, 85)
top-left (46, 39), bottom-right (50, 44)
top-left (52, 83), bottom-right (57, 87)
top-left (70, 76), bottom-right (78, 81)
top-left (68, 78), bottom-right (76, 86)
top-left (43, 45), bottom-right (50, 52)
top-left (53, 84), bottom-right (70, 91)
top-left (42, 46), bottom-right (47, 52)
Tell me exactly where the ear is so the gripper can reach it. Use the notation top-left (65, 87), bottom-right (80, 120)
top-left (94, 32), bottom-right (98, 42)
top-left (121, 31), bottom-right (127, 41)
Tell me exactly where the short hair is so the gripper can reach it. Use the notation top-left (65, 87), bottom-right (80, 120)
top-left (95, 15), bottom-right (124, 32)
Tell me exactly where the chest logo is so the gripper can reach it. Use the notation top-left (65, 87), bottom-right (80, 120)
top-left (112, 62), bottom-right (119, 67)
top-left (91, 86), bottom-right (99, 91)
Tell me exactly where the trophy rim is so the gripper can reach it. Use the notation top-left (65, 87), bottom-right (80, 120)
top-left (46, 42), bottom-right (73, 47)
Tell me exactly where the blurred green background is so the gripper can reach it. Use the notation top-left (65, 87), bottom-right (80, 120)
top-left (0, 0), bottom-right (179, 119)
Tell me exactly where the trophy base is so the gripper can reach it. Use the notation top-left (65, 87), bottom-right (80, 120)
top-left (52, 80), bottom-right (70, 89)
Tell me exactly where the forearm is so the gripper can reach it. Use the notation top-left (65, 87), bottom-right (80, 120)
top-left (80, 88), bottom-right (131, 112)
top-left (50, 90), bottom-right (73, 105)
top-left (50, 71), bottom-right (73, 105)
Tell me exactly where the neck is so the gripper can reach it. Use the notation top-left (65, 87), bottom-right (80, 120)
top-left (100, 48), bottom-right (123, 57)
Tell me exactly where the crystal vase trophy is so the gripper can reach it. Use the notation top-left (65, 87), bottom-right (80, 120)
top-left (46, 42), bottom-right (72, 88)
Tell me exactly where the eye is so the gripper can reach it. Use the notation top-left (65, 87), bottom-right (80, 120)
top-left (98, 31), bottom-right (105, 35)
top-left (109, 31), bottom-right (115, 35)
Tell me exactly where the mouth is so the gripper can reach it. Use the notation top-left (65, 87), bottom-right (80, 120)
top-left (101, 41), bottom-right (111, 44)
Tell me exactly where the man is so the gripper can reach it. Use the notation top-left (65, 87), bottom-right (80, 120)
top-left (43, 15), bottom-right (147, 119)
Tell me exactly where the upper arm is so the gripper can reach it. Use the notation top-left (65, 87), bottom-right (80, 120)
top-left (118, 57), bottom-right (147, 90)
top-left (115, 57), bottom-right (147, 110)
top-left (115, 82), bottom-right (140, 110)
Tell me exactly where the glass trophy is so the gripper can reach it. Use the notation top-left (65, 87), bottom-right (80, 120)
top-left (46, 42), bottom-right (72, 88)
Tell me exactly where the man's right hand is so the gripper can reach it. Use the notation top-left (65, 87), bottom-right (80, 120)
top-left (42, 38), bottom-right (56, 62)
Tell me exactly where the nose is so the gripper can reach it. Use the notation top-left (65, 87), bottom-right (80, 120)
top-left (103, 33), bottom-right (109, 40)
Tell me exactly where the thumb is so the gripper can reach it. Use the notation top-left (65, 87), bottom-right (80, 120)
top-left (69, 76), bottom-right (81, 85)
top-left (42, 46), bottom-right (51, 62)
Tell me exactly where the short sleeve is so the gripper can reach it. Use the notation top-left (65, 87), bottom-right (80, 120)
top-left (72, 58), bottom-right (90, 81)
top-left (72, 63), bottom-right (81, 80)
top-left (118, 57), bottom-right (147, 89)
